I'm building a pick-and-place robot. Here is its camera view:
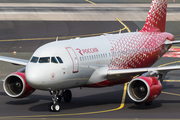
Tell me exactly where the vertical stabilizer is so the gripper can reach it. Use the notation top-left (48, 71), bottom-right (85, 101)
top-left (140, 0), bottom-right (168, 32)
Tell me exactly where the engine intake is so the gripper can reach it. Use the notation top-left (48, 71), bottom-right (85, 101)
top-left (127, 76), bottom-right (162, 103)
top-left (3, 71), bottom-right (35, 98)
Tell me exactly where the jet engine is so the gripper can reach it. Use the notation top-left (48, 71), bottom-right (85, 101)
top-left (127, 76), bottom-right (162, 103)
top-left (3, 68), bottom-right (35, 98)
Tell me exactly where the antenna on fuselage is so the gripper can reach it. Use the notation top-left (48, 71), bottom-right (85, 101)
top-left (56, 36), bottom-right (58, 42)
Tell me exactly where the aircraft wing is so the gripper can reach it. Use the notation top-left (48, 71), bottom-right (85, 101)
top-left (0, 56), bottom-right (28, 66)
top-left (107, 65), bottom-right (180, 80)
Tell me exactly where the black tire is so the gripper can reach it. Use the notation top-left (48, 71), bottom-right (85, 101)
top-left (48, 103), bottom-right (60, 112)
top-left (63, 90), bottom-right (72, 102)
top-left (48, 103), bottom-right (54, 112)
top-left (53, 103), bottom-right (60, 112)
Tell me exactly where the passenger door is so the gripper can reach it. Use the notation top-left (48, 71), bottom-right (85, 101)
top-left (66, 47), bottom-right (79, 73)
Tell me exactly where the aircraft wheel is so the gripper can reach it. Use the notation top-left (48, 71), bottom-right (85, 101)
top-left (63, 90), bottom-right (72, 102)
top-left (48, 103), bottom-right (54, 112)
top-left (53, 103), bottom-right (60, 112)
top-left (48, 103), bottom-right (60, 112)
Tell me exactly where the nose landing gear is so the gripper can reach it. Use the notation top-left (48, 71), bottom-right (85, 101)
top-left (49, 89), bottom-right (72, 112)
top-left (49, 90), bottom-right (60, 112)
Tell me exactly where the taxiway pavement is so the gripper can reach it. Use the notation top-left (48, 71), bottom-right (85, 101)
top-left (0, 1), bottom-right (180, 120)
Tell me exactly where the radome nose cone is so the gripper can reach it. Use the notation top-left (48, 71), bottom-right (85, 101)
top-left (25, 64), bottom-right (42, 89)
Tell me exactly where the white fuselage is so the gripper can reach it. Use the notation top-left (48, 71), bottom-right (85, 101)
top-left (25, 34), bottom-right (113, 90)
top-left (25, 31), bottom-right (167, 90)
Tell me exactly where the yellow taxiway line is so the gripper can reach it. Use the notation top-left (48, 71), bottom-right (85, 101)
top-left (164, 80), bottom-right (180, 82)
top-left (162, 91), bottom-right (180, 97)
top-left (85, 0), bottom-right (97, 5)
top-left (1, 18), bottom-right (180, 119)
top-left (158, 60), bottom-right (180, 67)
top-left (0, 19), bottom-right (132, 119)
top-left (175, 34), bottom-right (180, 37)
top-left (171, 46), bottom-right (180, 48)
top-left (0, 83), bottom-right (127, 118)
top-left (0, 29), bottom-right (126, 42)
top-left (116, 18), bottom-right (131, 33)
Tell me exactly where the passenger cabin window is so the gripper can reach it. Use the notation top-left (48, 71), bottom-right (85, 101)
top-left (51, 57), bottom-right (58, 63)
top-left (56, 57), bottom-right (63, 63)
top-left (39, 57), bottom-right (50, 63)
top-left (30, 56), bottom-right (39, 63)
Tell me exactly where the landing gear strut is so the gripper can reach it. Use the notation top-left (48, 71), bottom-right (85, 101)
top-left (49, 89), bottom-right (72, 112)
top-left (49, 90), bottom-right (60, 112)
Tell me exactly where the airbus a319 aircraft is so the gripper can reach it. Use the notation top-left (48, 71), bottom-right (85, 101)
top-left (0, 0), bottom-right (180, 112)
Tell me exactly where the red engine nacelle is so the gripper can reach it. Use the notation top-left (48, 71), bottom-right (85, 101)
top-left (3, 70), bottom-right (35, 98)
top-left (127, 76), bottom-right (162, 103)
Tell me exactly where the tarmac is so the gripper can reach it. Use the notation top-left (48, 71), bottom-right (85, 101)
top-left (0, 3), bottom-right (179, 21)
top-left (0, 0), bottom-right (180, 120)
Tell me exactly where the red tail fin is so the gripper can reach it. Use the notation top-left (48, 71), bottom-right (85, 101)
top-left (140, 0), bottom-right (168, 32)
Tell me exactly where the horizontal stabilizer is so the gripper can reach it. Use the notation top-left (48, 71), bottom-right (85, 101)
top-left (164, 40), bottom-right (180, 45)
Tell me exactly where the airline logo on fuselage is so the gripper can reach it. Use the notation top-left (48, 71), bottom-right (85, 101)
top-left (76, 47), bottom-right (99, 55)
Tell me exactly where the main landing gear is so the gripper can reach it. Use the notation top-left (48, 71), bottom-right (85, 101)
top-left (49, 89), bottom-right (72, 112)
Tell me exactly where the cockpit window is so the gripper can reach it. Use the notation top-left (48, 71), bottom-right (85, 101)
top-left (30, 56), bottom-right (39, 63)
top-left (39, 57), bottom-right (50, 63)
top-left (56, 57), bottom-right (63, 63)
top-left (51, 57), bottom-right (58, 63)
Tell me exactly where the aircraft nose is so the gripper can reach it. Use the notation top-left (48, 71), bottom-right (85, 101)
top-left (25, 64), bottom-right (43, 89)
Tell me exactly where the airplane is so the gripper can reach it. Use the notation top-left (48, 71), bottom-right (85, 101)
top-left (1, 0), bottom-right (180, 112)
